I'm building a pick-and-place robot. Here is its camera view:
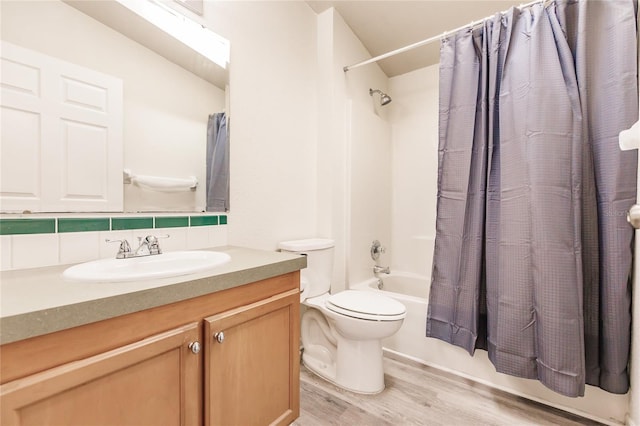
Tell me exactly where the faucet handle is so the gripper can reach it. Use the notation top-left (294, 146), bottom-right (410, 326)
top-left (105, 239), bottom-right (131, 258)
top-left (370, 240), bottom-right (386, 261)
top-left (142, 234), bottom-right (169, 244)
top-left (105, 238), bottom-right (130, 249)
top-left (142, 234), bottom-right (169, 254)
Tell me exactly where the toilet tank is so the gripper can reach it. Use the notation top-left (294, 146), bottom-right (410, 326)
top-left (278, 238), bottom-right (334, 299)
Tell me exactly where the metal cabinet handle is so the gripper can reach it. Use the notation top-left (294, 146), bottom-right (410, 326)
top-left (214, 332), bottom-right (225, 344)
top-left (188, 341), bottom-right (201, 354)
top-left (628, 204), bottom-right (640, 229)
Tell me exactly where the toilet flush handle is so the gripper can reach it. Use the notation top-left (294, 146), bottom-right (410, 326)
top-left (300, 277), bottom-right (310, 302)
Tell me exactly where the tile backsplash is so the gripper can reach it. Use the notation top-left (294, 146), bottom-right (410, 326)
top-left (0, 214), bottom-right (228, 271)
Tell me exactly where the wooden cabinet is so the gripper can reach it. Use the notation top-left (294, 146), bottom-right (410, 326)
top-left (0, 272), bottom-right (300, 426)
top-left (1, 323), bottom-right (202, 426)
top-left (205, 290), bottom-right (300, 426)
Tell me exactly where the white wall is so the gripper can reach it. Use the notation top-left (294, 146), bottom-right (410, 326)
top-left (0, 1), bottom-right (225, 213)
top-left (316, 9), bottom-right (348, 291)
top-left (387, 64), bottom-right (631, 425)
top-left (201, 1), bottom-right (318, 251)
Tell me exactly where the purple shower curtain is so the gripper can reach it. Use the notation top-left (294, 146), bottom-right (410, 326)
top-left (206, 112), bottom-right (229, 212)
top-left (426, 0), bottom-right (638, 397)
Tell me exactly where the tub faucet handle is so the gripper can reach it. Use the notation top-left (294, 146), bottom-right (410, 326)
top-left (371, 240), bottom-right (386, 261)
top-left (373, 265), bottom-right (391, 275)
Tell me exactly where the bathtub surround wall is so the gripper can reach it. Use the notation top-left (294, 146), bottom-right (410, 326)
top-left (316, 8), bottom-right (392, 293)
top-left (388, 66), bottom-right (439, 277)
top-left (0, 214), bottom-right (228, 271)
top-left (347, 99), bottom-right (392, 286)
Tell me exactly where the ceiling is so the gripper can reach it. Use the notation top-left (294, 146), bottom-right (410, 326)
top-left (306, 1), bottom-right (525, 77)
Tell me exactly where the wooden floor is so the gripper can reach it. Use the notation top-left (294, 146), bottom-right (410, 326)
top-left (293, 354), bottom-right (602, 426)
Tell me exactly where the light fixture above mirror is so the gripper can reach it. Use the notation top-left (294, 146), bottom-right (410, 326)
top-left (127, 0), bottom-right (229, 69)
top-left (64, 0), bottom-right (229, 89)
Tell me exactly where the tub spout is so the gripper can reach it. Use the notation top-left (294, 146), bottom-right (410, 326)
top-left (373, 265), bottom-right (390, 275)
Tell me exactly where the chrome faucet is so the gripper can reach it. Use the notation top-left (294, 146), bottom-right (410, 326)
top-left (106, 239), bottom-right (132, 259)
top-left (133, 235), bottom-right (163, 256)
top-left (371, 240), bottom-right (390, 275)
top-left (373, 265), bottom-right (391, 275)
top-left (106, 234), bottom-right (168, 259)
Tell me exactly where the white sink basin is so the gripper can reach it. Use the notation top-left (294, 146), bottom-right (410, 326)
top-left (63, 250), bottom-right (231, 283)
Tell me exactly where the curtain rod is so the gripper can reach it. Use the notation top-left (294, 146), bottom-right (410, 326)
top-left (343, 0), bottom-right (545, 73)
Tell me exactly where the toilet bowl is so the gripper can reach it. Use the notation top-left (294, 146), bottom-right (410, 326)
top-left (302, 291), bottom-right (405, 394)
top-left (279, 238), bottom-right (406, 394)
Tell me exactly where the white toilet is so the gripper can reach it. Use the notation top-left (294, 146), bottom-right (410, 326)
top-left (278, 238), bottom-right (406, 394)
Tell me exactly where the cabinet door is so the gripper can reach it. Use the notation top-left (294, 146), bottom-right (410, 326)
top-left (205, 289), bottom-right (300, 426)
top-left (0, 322), bottom-right (202, 426)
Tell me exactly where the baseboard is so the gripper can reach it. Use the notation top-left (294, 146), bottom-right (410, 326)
top-left (383, 348), bottom-right (624, 426)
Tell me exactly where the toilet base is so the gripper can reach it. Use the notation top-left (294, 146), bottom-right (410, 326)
top-left (302, 337), bottom-right (385, 394)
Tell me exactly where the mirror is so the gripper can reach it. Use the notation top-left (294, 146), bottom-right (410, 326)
top-left (0, 0), bottom-right (228, 213)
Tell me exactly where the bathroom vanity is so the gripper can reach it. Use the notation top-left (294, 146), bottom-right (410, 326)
top-left (0, 246), bottom-right (305, 426)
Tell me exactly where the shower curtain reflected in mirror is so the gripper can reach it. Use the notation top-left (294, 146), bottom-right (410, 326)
top-left (206, 112), bottom-right (229, 212)
top-left (426, 0), bottom-right (638, 397)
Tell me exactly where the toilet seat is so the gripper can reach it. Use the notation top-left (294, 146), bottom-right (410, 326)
top-left (326, 290), bottom-right (406, 321)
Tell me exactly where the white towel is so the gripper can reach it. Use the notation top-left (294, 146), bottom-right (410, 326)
top-left (132, 174), bottom-right (197, 192)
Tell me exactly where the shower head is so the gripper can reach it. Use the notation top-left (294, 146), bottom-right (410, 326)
top-left (369, 88), bottom-right (392, 106)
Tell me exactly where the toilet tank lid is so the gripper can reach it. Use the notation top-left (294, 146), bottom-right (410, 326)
top-left (278, 238), bottom-right (334, 251)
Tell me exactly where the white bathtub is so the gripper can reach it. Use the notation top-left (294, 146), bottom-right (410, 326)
top-left (358, 272), bottom-right (427, 300)
top-left (353, 271), bottom-right (626, 425)
top-left (354, 272), bottom-right (429, 356)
